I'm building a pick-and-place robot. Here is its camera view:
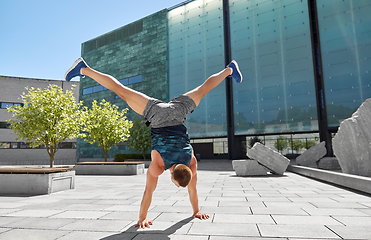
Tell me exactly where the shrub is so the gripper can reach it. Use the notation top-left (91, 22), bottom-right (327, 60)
top-left (114, 153), bottom-right (151, 162)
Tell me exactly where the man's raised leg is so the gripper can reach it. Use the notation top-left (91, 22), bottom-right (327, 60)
top-left (65, 58), bottom-right (150, 115)
top-left (184, 60), bottom-right (242, 106)
top-left (81, 67), bottom-right (150, 115)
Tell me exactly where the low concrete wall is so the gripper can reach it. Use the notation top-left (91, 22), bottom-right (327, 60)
top-left (0, 169), bottom-right (75, 195)
top-left (287, 165), bottom-right (371, 195)
top-left (78, 158), bottom-right (151, 168)
top-left (75, 162), bottom-right (145, 175)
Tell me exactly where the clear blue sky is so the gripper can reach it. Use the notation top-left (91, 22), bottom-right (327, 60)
top-left (0, 0), bottom-right (183, 81)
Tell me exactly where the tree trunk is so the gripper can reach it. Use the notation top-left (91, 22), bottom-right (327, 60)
top-left (142, 152), bottom-right (146, 160)
top-left (104, 151), bottom-right (108, 162)
top-left (50, 154), bottom-right (54, 168)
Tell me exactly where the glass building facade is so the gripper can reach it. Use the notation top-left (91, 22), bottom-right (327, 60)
top-left (168, 0), bottom-right (226, 138)
top-left (316, 0), bottom-right (371, 127)
top-left (78, 0), bottom-right (371, 159)
top-left (229, 0), bottom-right (317, 135)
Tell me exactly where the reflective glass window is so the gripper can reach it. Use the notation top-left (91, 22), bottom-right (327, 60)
top-left (0, 122), bottom-right (10, 129)
top-left (129, 75), bottom-right (142, 84)
top-left (1, 103), bottom-right (14, 109)
top-left (119, 78), bottom-right (129, 85)
top-left (11, 142), bottom-right (18, 149)
top-left (316, 0), bottom-right (371, 126)
top-left (82, 87), bottom-right (93, 95)
top-left (93, 85), bottom-right (104, 93)
top-left (230, 0), bottom-right (318, 135)
top-left (0, 142), bottom-right (10, 149)
top-left (168, 0), bottom-right (226, 138)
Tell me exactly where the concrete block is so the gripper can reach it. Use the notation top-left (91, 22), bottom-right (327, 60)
top-left (296, 141), bottom-right (326, 167)
top-left (332, 98), bottom-right (371, 177)
top-left (317, 157), bottom-right (341, 171)
top-left (287, 165), bottom-right (371, 195)
top-left (247, 143), bottom-right (290, 175)
top-left (232, 160), bottom-right (268, 176)
top-left (75, 162), bottom-right (144, 175)
top-left (0, 169), bottom-right (75, 195)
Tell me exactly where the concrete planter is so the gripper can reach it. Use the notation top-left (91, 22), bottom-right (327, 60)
top-left (0, 167), bottom-right (75, 195)
top-left (124, 159), bottom-right (151, 168)
top-left (75, 162), bottom-right (145, 175)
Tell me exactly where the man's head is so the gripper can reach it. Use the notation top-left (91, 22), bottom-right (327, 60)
top-left (170, 164), bottom-right (192, 187)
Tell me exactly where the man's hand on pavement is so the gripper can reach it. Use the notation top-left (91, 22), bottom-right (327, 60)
top-left (193, 212), bottom-right (209, 220)
top-left (134, 219), bottom-right (153, 229)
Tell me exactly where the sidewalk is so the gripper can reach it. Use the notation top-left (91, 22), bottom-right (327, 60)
top-left (0, 160), bottom-right (371, 240)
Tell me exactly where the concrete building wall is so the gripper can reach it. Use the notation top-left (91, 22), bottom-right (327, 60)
top-left (0, 75), bottom-right (79, 165)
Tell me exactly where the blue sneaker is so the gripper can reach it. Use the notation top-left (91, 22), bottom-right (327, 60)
top-left (227, 60), bottom-right (243, 83)
top-left (64, 58), bottom-right (88, 81)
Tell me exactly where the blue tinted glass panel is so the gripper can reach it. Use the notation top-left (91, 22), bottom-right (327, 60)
top-left (93, 85), bottom-right (104, 93)
top-left (82, 87), bottom-right (93, 95)
top-left (230, 0), bottom-right (318, 135)
top-left (129, 75), bottom-right (142, 84)
top-left (316, 0), bottom-right (371, 126)
top-left (119, 78), bottom-right (129, 85)
top-left (168, 0), bottom-right (226, 138)
top-left (1, 103), bottom-right (13, 109)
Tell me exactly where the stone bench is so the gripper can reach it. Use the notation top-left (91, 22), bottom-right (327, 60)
top-left (75, 162), bottom-right (145, 175)
top-left (0, 167), bottom-right (75, 195)
top-left (0, 167), bottom-right (73, 174)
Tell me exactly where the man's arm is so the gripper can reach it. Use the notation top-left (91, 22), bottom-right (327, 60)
top-left (135, 162), bottom-right (163, 228)
top-left (188, 156), bottom-right (209, 220)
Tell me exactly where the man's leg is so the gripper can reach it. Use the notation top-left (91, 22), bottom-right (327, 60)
top-left (80, 67), bottom-right (150, 115)
top-left (184, 67), bottom-right (232, 106)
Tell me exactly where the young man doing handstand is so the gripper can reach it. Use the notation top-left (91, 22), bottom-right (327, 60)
top-left (65, 58), bottom-right (242, 228)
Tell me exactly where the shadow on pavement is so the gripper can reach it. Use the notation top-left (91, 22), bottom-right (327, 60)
top-left (100, 217), bottom-right (194, 240)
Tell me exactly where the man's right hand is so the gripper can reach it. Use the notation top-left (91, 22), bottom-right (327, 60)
top-left (134, 219), bottom-right (153, 229)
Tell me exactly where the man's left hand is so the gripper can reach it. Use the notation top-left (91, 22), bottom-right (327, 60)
top-left (193, 212), bottom-right (209, 220)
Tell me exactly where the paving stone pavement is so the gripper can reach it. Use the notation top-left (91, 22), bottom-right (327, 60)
top-left (1, 160), bottom-right (371, 240)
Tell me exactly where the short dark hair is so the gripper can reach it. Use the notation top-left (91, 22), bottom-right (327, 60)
top-left (173, 164), bottom-right (192, 187)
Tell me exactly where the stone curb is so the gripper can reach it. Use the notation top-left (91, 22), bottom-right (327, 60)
top-left (287, 165), bottom-right (371, 195)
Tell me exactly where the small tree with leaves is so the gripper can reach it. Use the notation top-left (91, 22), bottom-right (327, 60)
top-left (248, 136), bottom-right (263, 149)
top-left (304, 139), bottom-right (316, 150)
top-left (274, 135), bottom-right (288, 153)
top-left (127, 116), bottom-right (151, 160)
top-left (82, 99), bottom-right (132, 162)
top-left (7, 85), bottom-right (84, 167)
top-left (290, 139), bottom-right (304, 154)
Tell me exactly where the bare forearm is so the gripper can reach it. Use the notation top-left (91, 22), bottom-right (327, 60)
top-left (188, 189), bottom-right (200, 214)
top-left (139, 190), bottom-right (153, 220)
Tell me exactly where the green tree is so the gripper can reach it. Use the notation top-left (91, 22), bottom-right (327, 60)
top-left (304, 139), bottom-right (316, 149)
top-left (7, 85), bottom-right (84, 167)
top-left (274, 135), bottom-right (288, 153)
top-left (248, 136), bottom-right (263, 148)
top-left (290, 139), bottom-right (304, 153)
top-left (127, 116), bottom-right (151, 160)
top-left (82, 99), bottom-right (132, 162)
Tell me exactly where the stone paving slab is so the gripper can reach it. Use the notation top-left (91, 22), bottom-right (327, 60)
top-left (0, 229), bottom-right (69, 240)
top-left (258, 224), bottom-right (340, 239)
top-left (0, 160), bottom-right (371, 240)
top-left (3, 217), bottom-right (75, 230)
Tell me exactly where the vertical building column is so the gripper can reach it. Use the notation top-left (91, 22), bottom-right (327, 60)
top-left (222, 0), bottom-right (236, 160)
top-left (307, 0), bottom-right (333, 156)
